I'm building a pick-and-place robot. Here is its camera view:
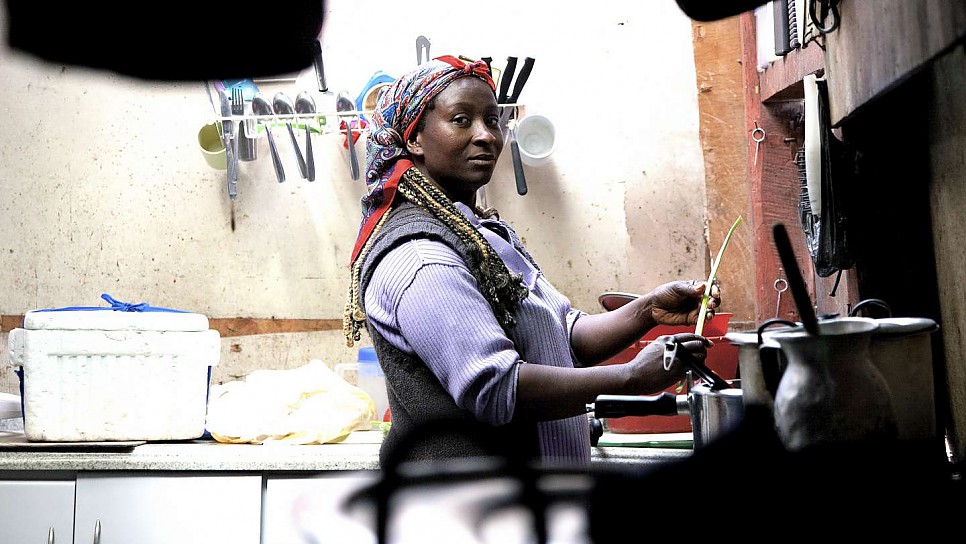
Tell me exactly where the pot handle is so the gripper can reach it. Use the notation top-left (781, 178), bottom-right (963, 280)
top-left (848, 298), bottom-right (892, 318)
top-left (757, 318), bottom-right (798, 345)
top-left (592, 393), bottom-right (685, 418)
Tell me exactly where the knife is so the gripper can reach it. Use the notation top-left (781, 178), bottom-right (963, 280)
top-left (497, 57), bottom-right (517, 105)
top-left (218, 89), bottom-right (238, 200)
top-left (311, 39), bottom-right (328, 93)
top-left (506, 57), bottom-right (534, 106)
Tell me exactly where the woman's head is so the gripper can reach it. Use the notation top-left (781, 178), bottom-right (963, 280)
top-left (351, 55), bottom-right (498, 260)
top-left (405, 77), bottom-right (503, 203)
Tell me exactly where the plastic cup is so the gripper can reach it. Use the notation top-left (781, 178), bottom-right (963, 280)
top-left (515, 114), bottom-right (556, 166)
top-left (198, 122), bottom-right (227, 170)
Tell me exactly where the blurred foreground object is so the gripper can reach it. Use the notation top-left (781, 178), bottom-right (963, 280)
top-left (3, 0), bottom-right (325, 80)
top-left (675, 0), bottom-right (770, 21)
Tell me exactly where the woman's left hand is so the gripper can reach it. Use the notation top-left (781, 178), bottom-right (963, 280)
top-left (647, 279), bottom-right (721, 326)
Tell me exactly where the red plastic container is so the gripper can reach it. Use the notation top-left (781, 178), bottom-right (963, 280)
top-left (599, 313), bottom-right (738, 434)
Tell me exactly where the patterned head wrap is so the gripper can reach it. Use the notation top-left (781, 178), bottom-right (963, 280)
top-left (349, 55), bottom-right (495, 264)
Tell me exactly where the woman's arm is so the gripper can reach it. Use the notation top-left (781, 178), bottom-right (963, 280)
top-left (569, 280), bottom-right (719, 365)
top-left (514, 332), bottom-right (710, 421)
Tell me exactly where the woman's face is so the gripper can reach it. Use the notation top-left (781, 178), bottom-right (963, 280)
top-left (407, 77), bottom-right (504, 204)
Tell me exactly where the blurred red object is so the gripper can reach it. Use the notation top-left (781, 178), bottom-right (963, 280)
top-left (341, 119), bottom-right (367, 148)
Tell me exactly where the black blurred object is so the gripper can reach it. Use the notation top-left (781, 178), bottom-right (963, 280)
top-left (588, 406), bottom-right (959, 541)
top-left (675, 0), bottom-right (771, 21)
top-left (4, 0), bottom-right (326, 81)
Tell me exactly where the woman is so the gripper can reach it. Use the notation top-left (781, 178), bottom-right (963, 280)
top-left (344, 55), bottom-right (720, 467)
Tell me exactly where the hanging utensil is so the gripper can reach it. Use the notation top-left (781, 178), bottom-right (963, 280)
top-left (311, 39), bottom-right (328, 92)
top-left (497, 57), bottom-right (535, 197)
top-left (295, 91), bottom-right (317, 182)
top-left (507, 118), bottom-right (527, 195)
top-left (217, 89), bottom-right (238, 200)
top-left (415, 35), bottom-right (431, 65)
top-left (233, 86), bottom-right (257, 162)
top-left (336, 91), bottom-right (360, 181)
top-left (251, 92), bottom-right (285, 183)
top-left (273, 92), bottom-right (309, 180)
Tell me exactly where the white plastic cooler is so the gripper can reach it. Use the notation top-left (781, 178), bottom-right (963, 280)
top-left (7, 295), bottom-right (220, 442)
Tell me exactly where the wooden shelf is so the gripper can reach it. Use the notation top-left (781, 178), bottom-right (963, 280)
top-left (759, 42), bottom-right (825, 103)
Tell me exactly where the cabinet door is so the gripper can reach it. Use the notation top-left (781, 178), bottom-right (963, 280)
top-left (0, 479), bottom-right (75, 543)
top-left (263, 472), bottom-right (378, 544)
top-left (74, 473), bottom-right (261, 544)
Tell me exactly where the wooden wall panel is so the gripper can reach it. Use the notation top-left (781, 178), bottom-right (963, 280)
top-left (691, 17), bottom-right (756, 330)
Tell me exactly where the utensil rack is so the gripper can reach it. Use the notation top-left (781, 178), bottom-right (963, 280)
top-left (207, 104), bottom-right (524, 136)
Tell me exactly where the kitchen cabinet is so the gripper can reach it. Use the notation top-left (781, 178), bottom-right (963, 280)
top-left (0, 478), bottom-right (75, 543)
top-left (263, 472), bottom-right (378, 544)
top-left (73, 472), bottom-right (262, 544)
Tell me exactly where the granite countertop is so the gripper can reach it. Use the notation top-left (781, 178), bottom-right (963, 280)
top-left (0, 430), bottom-right (692, 473)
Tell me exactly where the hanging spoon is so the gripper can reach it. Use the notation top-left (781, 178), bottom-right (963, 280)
top-left (251, 93), bottom-right (285, 183)
top-left (294, 91), bottom-right (317, 182)
top-left (336, 91), bottom-right (360, 181)
top-left (273, 92), bottom-right (309, 180)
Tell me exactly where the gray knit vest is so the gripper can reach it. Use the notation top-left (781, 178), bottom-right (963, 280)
top-left (358, 202), bottom-right (540, 468)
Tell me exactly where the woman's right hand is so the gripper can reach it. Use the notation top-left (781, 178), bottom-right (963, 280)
top-left (626, 333), bottom-right (711, 394)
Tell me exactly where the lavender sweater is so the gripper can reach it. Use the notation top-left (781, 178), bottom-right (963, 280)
top-left (363, 202), bottom-right (591, 464)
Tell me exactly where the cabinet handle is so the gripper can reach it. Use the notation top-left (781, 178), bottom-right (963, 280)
top-left (47, 527), bottom-right (54, 544)
top-left (92, 519), bottom-right (101, 544)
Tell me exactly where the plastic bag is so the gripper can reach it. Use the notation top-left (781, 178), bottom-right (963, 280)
top-left (798, 77), bottom-right (856, 278)
top-left (205, 360), bottom-right (376, 445)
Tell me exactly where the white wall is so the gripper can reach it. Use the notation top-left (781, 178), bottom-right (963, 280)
top-left (0, 1), bottom-right (708, 390)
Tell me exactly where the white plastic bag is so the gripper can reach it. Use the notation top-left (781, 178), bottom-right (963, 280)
top-left (205, 359), bottom-right (376, 444)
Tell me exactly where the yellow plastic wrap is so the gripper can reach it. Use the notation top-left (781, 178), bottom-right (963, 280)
top-left (205, 359), bottom-right (376, 445)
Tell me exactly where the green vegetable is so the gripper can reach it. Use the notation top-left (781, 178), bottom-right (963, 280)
top-left (695, 215), bottom-right (743, 336)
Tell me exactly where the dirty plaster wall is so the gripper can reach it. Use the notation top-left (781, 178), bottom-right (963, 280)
top-left (0, 1), bottom-right (712, 393)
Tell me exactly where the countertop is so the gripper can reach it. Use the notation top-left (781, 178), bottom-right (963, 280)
top-left (0, 430), bottom-right (693, 473)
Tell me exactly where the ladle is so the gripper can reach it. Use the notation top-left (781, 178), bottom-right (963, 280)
top-left (772, 223), bottom-right (819, 335)
top-left (294, 91), bottom-right (317, 182)
top-left (336, 91), bottom-right (360, 181)
top-left (273, 92), bottom-right (309, 180)
top-left (251, 93), bottom-right (285, 183)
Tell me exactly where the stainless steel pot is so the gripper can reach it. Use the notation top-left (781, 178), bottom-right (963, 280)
top-left (593, 383), bottom-right (744, 449)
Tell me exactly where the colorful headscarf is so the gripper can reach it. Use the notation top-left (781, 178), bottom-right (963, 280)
top-left (349, 55), bottom-right (496, 265)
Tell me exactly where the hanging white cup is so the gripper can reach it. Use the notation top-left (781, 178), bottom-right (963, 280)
top-left (515, 114), bottom-right (556, 166)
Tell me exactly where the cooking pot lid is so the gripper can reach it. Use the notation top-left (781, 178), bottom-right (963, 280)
top-left (874, 317), bottom-right (939, 336)
top-left (598, 292), bottom-right (639, 311)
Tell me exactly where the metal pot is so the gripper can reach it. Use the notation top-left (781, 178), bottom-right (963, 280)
top-left (593, 383), bottom-right (744, 449)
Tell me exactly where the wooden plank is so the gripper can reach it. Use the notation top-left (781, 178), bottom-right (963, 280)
top-left (760, 40), bottom-right (825, 102)
top-left (928, 46), bottom-right (966, 463)
top-left (691, 17), bottom-right (757, 330)
top-left (740, 12), bottom-right (820, 325)
top-left (823, 0), bottom-right (966, 125)
top-left (0, 315), bottom-right (21, 333)
top-left (1, 315), bottom-right (342, 338)
top-left (208, 318), bottom-right (342, 338)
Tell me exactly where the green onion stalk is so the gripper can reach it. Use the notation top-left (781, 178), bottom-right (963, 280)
top-left (695, 215), bottom-right (743, 336)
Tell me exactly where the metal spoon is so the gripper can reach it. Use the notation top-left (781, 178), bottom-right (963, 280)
top-left (251, 93), bottom-right (285, 183)
top-left (294, 91), bottom-right (317, 182)
top-left (336, 91), bottom-right (360, 181)
top-left (273, 92), bottom-right (309, 180)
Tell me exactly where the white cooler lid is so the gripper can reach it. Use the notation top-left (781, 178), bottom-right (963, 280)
top-left (22, 294), bottom-right (210, 332)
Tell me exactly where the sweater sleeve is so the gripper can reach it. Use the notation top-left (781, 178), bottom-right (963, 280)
top-left (365, 238), bottom-right (521, 426)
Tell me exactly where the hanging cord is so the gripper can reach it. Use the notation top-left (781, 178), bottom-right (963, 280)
top-left (809, 0), bottom-right (841, 35)
top-left (828, 268), bottom-right (843, 297)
